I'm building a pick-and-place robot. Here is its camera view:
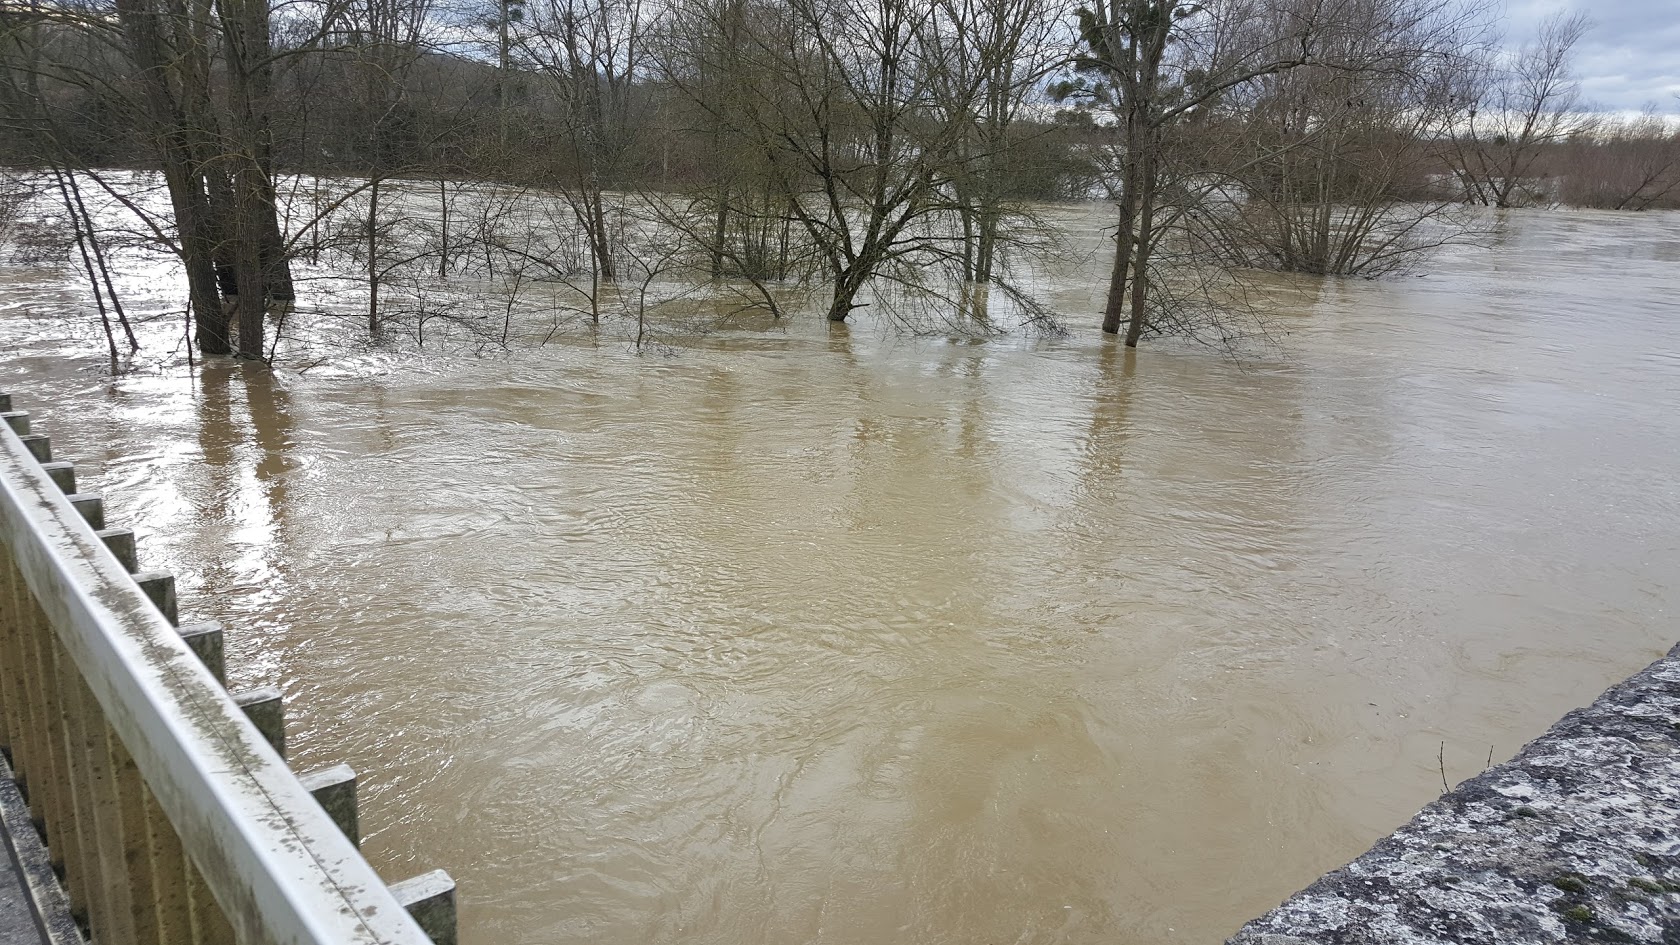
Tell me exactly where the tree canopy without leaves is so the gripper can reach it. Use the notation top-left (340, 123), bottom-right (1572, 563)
top-left (0, 0), bottom-right (1625, 360)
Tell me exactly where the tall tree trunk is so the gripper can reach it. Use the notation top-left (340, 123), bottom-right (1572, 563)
top-left (827, 267), bottom-right (866, 322)
top-left (233, 166), bottom-right (269, 358)
top-left (438, 177), bottom-right (450, 278)
top-left (219, 0), bottom-right (281, 357)
top-left (958, 199), bottom-right (977, 283)
top-left (1102, 148), bottom-right (1142, 332)
top-left (975, 208), bottom-right (998, 285)
top-left (710, 185), bottom-right (731, 278)
top-left (1100, 186), bottom-right (1137, 335)
top-left (367, 176), bottom-right (381, 332)
top-left (260, 201), bottom-right (294, 300)
top-left (112, 0), bottom-right (233, 353)
top-left (1101, 104), bottom-right (1143, 336)
top-left (1123, 153), bottom-right (1158, 348)
top-left (174, 163), bottom-right (231, 352)
top-left (587, 189), bottom-right (616, 282)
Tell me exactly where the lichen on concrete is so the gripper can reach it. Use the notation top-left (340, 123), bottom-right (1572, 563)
top-left (1228, 644), bottom-right (1680, 945)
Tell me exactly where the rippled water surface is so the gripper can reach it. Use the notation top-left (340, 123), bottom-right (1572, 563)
top-left (3, 206), bottom-right (1679, 944)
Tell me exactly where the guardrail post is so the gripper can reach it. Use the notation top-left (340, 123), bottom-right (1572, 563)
top-left (55, 648), bottom-right (134, 943)
top-left (184, 859), bottom-right (238, 945)
top-left (299, 764), bottom-right (359, 847)
top-left (104, 725), bottom-right (164, 945)
top-left (1, 434), bottom-right (90, 932)
top-left (98, 528), bottom-right (138, 573)
top-left (141, 790), bottom-right (192, 943)
top-left (0, 545), bottom-right (31, 777)
top-left (392, 870), bottom-right (459, 945)
top-left (134, 572), bottom-right (178, 626)
top-left (66, 494), bottom-right (103, 530)
top-left (40, 462), bottom-right (75, 494)
top-left (19, 433), bottom-right (50, 464)
top-left (1, 549), bottom-right (46, 829)
top-left (178, 623), bottom-right (226, 685)
top-left (35, 630), bottom-right (92, 927)
top-left (19, 434), bottom-right (50, 462)
top-left (232, 687), bottom-right (286, 758)
top-left (0, 752), bottom-right (79, 945)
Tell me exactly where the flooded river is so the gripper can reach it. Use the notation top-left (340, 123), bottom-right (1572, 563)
top-left (2, 206), bottom-right (1679, 944)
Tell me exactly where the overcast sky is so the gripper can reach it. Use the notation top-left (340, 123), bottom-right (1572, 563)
top-left (1504, 1), bottom-right (1680, 112)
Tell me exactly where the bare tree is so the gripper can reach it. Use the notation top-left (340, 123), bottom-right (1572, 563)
top-left (516, 0), bottom-right (655, 306)
top-left (1449, 10), bottom-right (1593, 208)
top-left (1554, 109), bottom-right (1680, 211)
top-left (661, 0), bottom-right (1076, 326)
top-left (1067, 0), bottom-right (1337, 345)
top-left (1208, 0), bottom-right (1490, 275)
top-left (921, 0), bottom-right (1062, 290)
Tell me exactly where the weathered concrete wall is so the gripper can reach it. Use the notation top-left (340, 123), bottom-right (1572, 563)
top-left (1228, 644), bottom-right (1680, 945)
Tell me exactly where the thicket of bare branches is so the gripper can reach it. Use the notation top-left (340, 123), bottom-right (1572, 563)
top-left (1446, 10), bottom-right (1594, 208)
top-left (1057, 0), bottom-right (1503, 346)
top-left (0, 0), bottom-right (1654, 362)
top-left (1198, 0), bottom-right (1492, 276)
top-left (1549, 113), bottom-right (1680, 211)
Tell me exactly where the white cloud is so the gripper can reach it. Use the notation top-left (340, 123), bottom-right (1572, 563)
top-left (1500, 1), bottom-right (1680, 111)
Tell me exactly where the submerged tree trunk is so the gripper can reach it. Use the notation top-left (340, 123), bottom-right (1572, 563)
top-left (368, 176), bottom-right (381, 332)
top-left (438, 177), bottom-right (450, 278)
top-left (1122, 154), bottom-right (1158, 348)
top-left (260, 202), bottom-right (294, 301)
top-left (710, 185), bottom-right (731, 278)
top-left (975, 209), bottom-right (999, 285)
top-left (1099, 25), bottom-right (1151, 338)
top-left (64, 171), bottom-right (138, 352)
top-left (232, 167), bottom-right (270, 358)
top-left (112, 0), bottom-right (234, 353)
top-left (827, 267), bottom-right (867, 322)
top-left (174, 163), bottom-right (232, 352)
top-left (575, 187), bottom-right (616, 285)
top-left (1105, 100), bottom-right (1148, 340)
top-left (219, 0), bottom-right (279, 357)
top-left (1101, 175), bottom-right (1138, 335)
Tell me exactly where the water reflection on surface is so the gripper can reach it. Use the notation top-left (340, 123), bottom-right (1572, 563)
top-left (3, 207), bottom-right (1679, 944)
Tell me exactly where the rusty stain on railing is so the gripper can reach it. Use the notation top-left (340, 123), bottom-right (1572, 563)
top-left (0, 391), bottom-right (457, 945)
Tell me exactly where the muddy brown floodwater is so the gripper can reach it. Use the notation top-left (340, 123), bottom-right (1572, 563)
top-left (2, 205), bottom-right (1679, 945)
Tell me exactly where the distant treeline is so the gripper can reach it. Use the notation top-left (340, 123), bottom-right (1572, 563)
top-left (1, 0), bottom-right (1675, 362)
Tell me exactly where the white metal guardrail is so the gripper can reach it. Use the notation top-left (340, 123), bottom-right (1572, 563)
top-left (0, 391), bottom-right (455, 945)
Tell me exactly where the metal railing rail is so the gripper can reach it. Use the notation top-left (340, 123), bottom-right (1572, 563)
top-left (0, 392), bottom-right (454, 945)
